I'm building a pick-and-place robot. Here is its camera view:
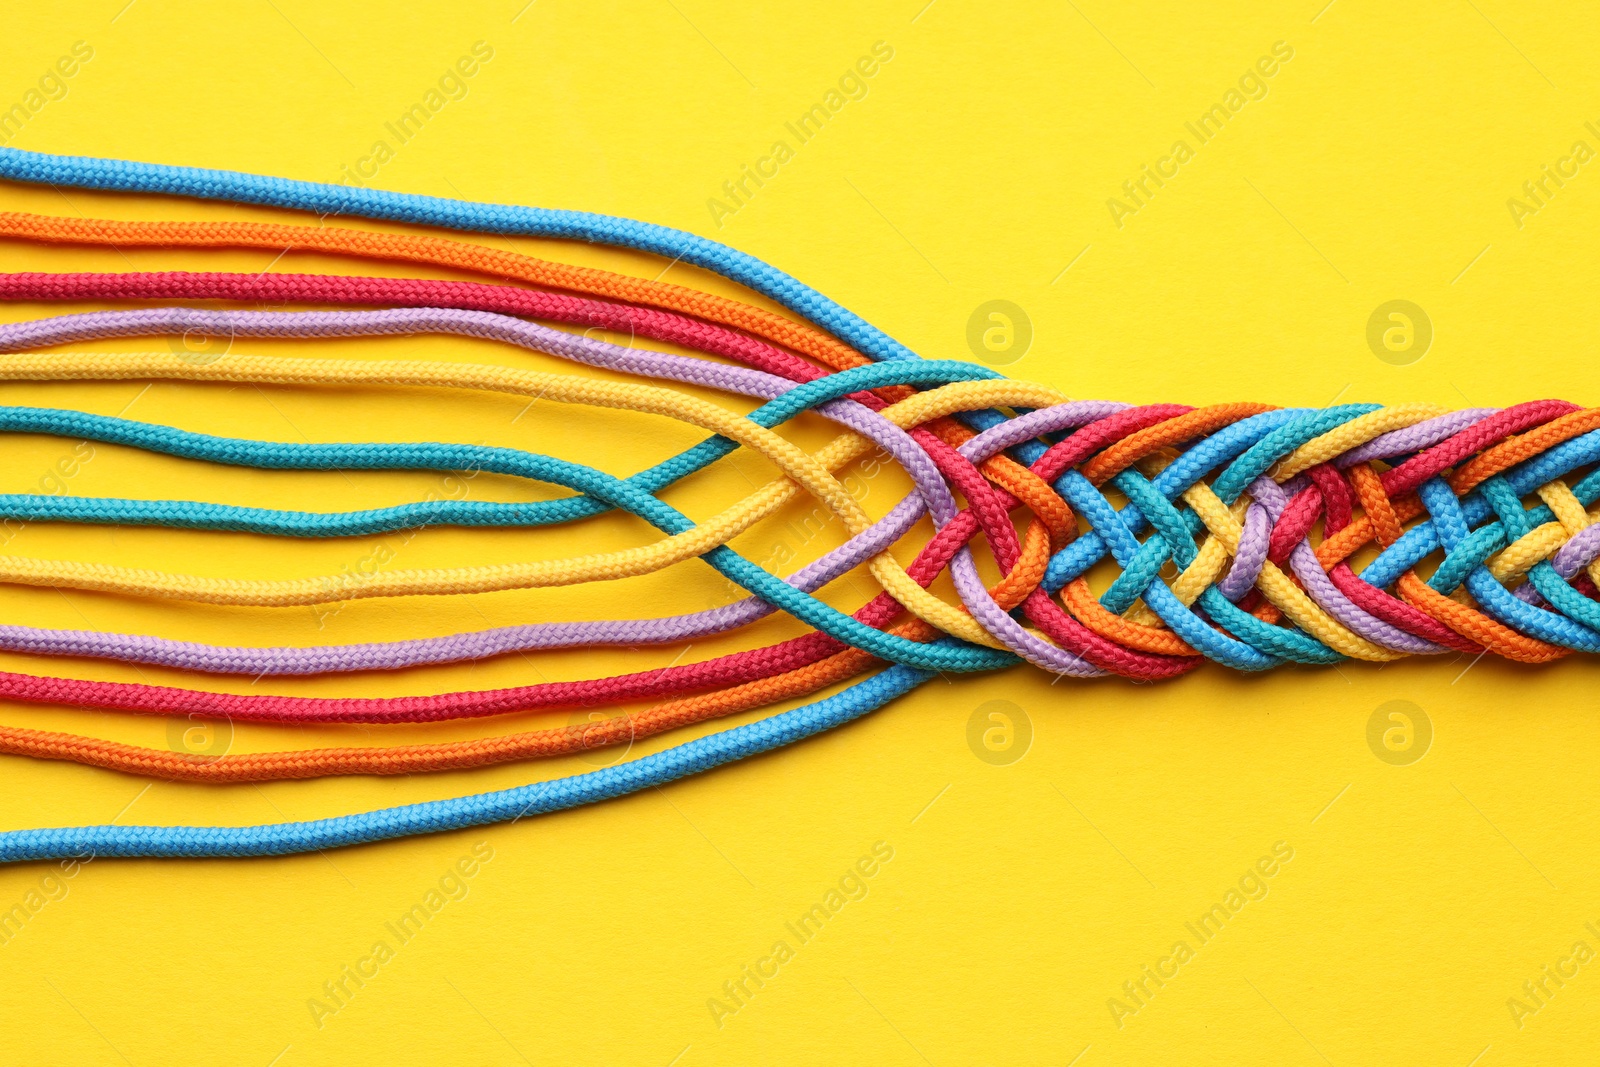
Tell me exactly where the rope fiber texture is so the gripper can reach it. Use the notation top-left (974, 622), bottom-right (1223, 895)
top-left (0, 147), bottom-right (1592, 860)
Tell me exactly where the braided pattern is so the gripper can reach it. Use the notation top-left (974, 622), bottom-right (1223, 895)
top-left (0, 147), bottom-right (1590, 861)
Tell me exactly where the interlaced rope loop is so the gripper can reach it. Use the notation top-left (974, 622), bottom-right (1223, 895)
top-left (0, 147), bottom-right (1590, 861)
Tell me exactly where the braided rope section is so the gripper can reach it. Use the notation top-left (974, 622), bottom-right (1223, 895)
top-left (0, 147), bottom-right (1589, 860)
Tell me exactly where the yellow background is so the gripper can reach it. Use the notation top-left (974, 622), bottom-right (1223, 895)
top-left (0, 1), bottom-right (1597, 1063)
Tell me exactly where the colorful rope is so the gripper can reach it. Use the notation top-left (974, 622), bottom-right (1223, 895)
top-left (0, 147), bottom-right (1591, 860)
